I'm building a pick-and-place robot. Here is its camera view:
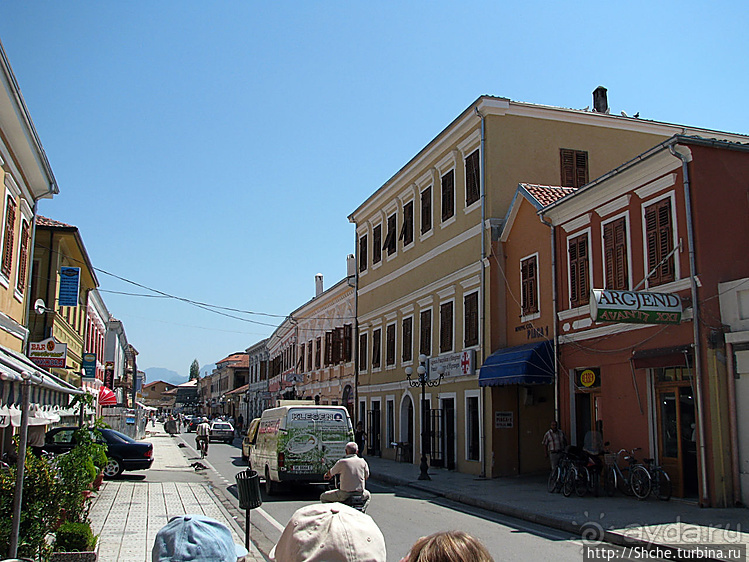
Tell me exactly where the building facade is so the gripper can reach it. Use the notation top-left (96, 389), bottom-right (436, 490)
top-left (245, 338), bottom-right (269, 420)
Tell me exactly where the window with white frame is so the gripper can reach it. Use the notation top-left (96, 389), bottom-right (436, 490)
top-left (371, 328), bottom-right (381, 369)
top-left (386, 398), bottom-right (395, 447)
top-left (466, 392), bottom-right (481, 461)
top-left (644, 197), bottom-right (675, 287)
top-left (439, 301), bottom-right (454, 353)
top-left (521, 254), bottom-right (539, 317)
top-left (400, 200), bottom-right (414, 247)
top-left (464, 292), bottom-right (479, 348)
top-left (441, 170), bottom-right (455, 222)
top-left (385, 323), bottom-right (396, 366)
top-left (1, 195), bottom-right (16, 280)
top-left (568, 233), bottom-right (590, 308)
top-left (359, 234), bottom-right (368, 273)
top-left (603, 216), bottom-right (629, 290)
top-left (419, 309), bottom-right (432, 357)
top-left (402, 316), bottom-right (413, 363)
top-left (372, 223), bottom-right (382, 265)
top-left (465, 149), bottom-right (480, 207)
top-left (421, 186), bottom-right (432, 234)
top-left (359, 332), bottom-right (368, 371)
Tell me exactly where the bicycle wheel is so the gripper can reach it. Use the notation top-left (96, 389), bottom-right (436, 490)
top-left (575, 466), bottom-right (589, 497)
top-left (604, 466), bottom-right (617, 497)
top-left (620, 467), bottom-right (634, 496)
top-left (630, 465), bottom-right (651, 500)
top-left (562, 466), bottom-right (575, 497)
top-left (547, 466), bottom-right (561, 493)
top-left (652, 468), bottom-right (672, 501)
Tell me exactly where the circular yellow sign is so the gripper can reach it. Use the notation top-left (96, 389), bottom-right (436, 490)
top-left (580, 369), bottom-right (596, 387)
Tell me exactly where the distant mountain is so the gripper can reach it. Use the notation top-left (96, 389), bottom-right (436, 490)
top-left (145, 367), bottom-right (188, 386)
top-left (200, 364), bottom-right (216, 377)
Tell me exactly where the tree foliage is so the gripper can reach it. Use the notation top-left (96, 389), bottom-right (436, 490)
top-left (189, 359), bottom-right (200, 380)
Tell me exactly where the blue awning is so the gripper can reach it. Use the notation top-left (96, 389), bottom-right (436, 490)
top-left (479, 341), bottom-right (554, 387)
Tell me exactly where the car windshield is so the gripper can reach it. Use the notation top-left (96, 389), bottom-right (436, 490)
top-left (102, 429), bottom-right (138, 444)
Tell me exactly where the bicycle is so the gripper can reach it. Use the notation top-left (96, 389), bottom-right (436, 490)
top-left (560, 446), bottom-right (589, 497)
top-left (603, 447), bottom-right (651, 500)
top-left (643, 457), bottom-right (672, 501)
top-left (196, 435), bottom-right (209, 459)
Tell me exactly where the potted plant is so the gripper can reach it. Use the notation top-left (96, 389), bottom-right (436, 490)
top-left (51, 521), bottom-right (99, 562)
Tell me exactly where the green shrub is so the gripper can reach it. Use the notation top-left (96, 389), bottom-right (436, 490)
top-left (55, 521), bottom-right (96, 552)
top-left (53, 428), bottom-right (107, 523)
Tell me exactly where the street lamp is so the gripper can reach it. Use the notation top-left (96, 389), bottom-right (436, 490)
top-left (405, 354), bottom-right (443, 480)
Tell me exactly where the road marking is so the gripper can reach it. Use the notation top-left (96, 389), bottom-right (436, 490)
top-left (253, 506), bottom-right (286, 533)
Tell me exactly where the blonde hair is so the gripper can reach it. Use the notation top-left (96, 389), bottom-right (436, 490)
top-left (403, 530), bottom-right (493, 562)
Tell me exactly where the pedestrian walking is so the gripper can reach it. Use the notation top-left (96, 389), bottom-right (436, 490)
top-left (541, 420), bottom-right (567, 471)
top-left (354, 421), bottom-right (367, 457)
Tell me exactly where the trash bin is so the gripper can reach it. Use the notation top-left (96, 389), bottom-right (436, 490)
top-left (235, 469), bottom-right (262, 510)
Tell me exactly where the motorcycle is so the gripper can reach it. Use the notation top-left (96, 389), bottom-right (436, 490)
top-left (322, 457), bottom-right (370, 513)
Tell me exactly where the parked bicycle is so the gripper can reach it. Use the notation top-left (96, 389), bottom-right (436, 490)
top-left (547, 448), bottom-right (575, 494)
top-left (643, 457), bottom-right (672, 501)
top-left (561, 446), bottom-right (602, 497)
top-left (603, 447), bottom-right (651, 500)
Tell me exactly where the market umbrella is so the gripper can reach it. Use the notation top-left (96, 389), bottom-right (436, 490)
top-left (98, 386), bottom-right (116, 406)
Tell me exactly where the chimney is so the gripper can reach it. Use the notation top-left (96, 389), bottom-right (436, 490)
top-left (315, 273), bottom-right (323, 297)
top-left (593, 86), bottom-right (609, 114)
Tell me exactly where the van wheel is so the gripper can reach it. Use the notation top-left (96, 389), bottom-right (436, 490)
top-left (265, 467), bottom-right (278, 495)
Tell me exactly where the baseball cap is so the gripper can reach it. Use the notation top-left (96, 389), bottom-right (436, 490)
top-left (269, 503), bottom-right (386, 562)
top-left (152, 515), bottom-right (248, 562)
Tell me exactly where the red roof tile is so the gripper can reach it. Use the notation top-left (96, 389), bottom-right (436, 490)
top-left (522, 184), bottom-right (577, 207)
top-left (36, 215), bottom-right (75, 228)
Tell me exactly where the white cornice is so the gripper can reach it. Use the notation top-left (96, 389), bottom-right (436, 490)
top-left (561, 213), bottom-right (592, 233)
top-left (634, 173), bottom-right (676, 199)
top-left (596, 194), bottom-right (631, 218)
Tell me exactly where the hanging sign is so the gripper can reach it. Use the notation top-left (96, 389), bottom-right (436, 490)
top-left (576, 368), bottom-right (601, 389)
top-left (82, 353), bottom-right (96, 380)
top-left (590, 289), bottom-right (682, 325)
top-left (28, 337), bottom-right (67, 368)
top-left (58, 267), bottom-right (80, 307)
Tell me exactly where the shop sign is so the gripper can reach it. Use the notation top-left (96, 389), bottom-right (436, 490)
top-left (58, 267), bottom-right (80, 307)
top-left (495, 411), bottom-right (514, 429)
top-left (590, 289), bottom-right (682, 325)
top-left (575, 368), bottom-right (601, 389)
top-left (428, 349), bottom-right (475, 378)
top-left (28, 337), bottom-right (67, 368)
top-left (82, 353), bottom-right (96, 380)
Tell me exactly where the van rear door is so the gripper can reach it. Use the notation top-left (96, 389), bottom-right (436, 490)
top-left (283, 408), bottom-right (353, 477)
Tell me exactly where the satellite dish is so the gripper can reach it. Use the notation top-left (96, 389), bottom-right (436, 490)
top-left (34, 298), bottom-right (47, 315)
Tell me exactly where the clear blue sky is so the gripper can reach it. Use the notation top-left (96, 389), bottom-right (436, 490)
top-left (1, 2), bottom-right (747, 376)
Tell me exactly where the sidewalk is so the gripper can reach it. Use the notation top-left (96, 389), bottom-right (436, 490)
top-left (365, 455), bottom-right (749, 558)
top-left (89, 426), bottom-right (265, 562)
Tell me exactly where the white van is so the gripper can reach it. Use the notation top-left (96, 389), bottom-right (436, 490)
top-left (250, 404), bottom-right (354, 494)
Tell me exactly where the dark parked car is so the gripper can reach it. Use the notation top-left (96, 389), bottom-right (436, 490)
top-left (185, 417), bottom-right (201, 432)
top-left (43, 426), bottom-right (154, 478)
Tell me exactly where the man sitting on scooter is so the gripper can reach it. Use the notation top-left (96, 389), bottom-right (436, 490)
top-left (320, 441), bottom-right (371, 511)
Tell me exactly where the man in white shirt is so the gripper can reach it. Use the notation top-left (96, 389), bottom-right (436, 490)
top-left (196, 417), bottom-right (210, 456)
top-left (320, 442), bottom-right (371, 510)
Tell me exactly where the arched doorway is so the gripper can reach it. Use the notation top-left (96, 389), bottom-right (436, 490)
top-left (400, 394), bottom-right (414, 463)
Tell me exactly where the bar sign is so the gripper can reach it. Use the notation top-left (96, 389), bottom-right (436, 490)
top-left (58, 267), bottom-right (80, 307)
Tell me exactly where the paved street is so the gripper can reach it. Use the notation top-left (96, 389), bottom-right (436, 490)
top-left (90, 424), bottom-right (749, 561)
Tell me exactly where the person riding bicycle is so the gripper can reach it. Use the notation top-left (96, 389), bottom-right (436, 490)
top-left (320, 441), bottom-right (371, 511)
top-left (195, 417), bottom-right (211, 456)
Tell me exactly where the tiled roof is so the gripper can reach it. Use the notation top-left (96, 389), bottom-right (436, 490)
top-left (227, 384), bottom-right (249, 395)
top-left (36, 215), bottom-right (75, 228)
top-left (522, 184), bottom-right (577, 207)
top-left (217, 353), bottom-right (250, 368)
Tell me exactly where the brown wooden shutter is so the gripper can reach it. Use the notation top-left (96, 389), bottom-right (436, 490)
top-left (575, 151), bottom-right (588, 187)
top-left (420, 310), bottom-right (431, 356)
top-left (373, 225), bottom-right (382, 263)
top-left (521, 257), bottom-right (538, 315)
top-left (399, 201), bottom-right (414, 245)
top-left (359, 333), bottom-right (367, 370)
top-left (465, 150), bottom-right (480, 206)
top-left (569, 235), bottom-right (589, 308)
top-left (344, 324), bottom-right (352, 361)
top-left (359, 235), bottom-right (368, 272)
top-left (402, 317), bottom-right (412, 362)
top-left (308, 340), bottom-right (313, 371)
top-left (325, 331), bottom-right (334, 365)
top-left (421, 187), bottom-right (432, 233)
top-left (440, 302), bottom-right (453, 353)
top-left (372, 329), bottom-right (381, 368)
top-left (17, 219), bottom-right (29, 292)
top-left (464, 292), bottom-right (478, 347)
top-left (561, 149), bottom-right (575, 187)
top-left (386, 324), bottom-right (395, 365)
top-left (2, 196), bottom-right (16, 278)
top-left (645, 199), bottom-right (674, 286)
top-left (604, 218), bottom-right (628, 290)
top-left (441, 170), bottom-right (454, 221)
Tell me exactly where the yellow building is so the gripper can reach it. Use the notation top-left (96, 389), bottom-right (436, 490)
top-left (27, 216), bottom-right (98, 386)
top-left (347, 90), bottom-right (745, 477)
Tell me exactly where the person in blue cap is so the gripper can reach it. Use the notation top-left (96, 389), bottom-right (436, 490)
top-left (152, 514), bottom-right (248, 562)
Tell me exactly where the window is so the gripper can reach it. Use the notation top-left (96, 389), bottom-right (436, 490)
top-left (560, 149), bottom-right (588, 188)
top-left (465, 150), bottom-right (480, 206)
top-left (402, 316), bottom-right (412, 363)
top-left (359, 333), bottom-right (368, 371)
top-left (359, 234), bottom-right (368, 272)
top-left (569, 234), bottom-right (590, 308)
top-left (466, 395), bottom-right (480, 461)
top-left (386, 323), bottom-right (396, 366)
top-left (371, 328), bottom-right (381, 369)
top-left (325, 331), bottom-right (333, 365)
top-left (464, 292), bottom-right (479, 347)
top-left (16, 219), bottom-right (29, 293)
top-left (521, 256), bottom-right (539, 316)
top-left (386, 399), bottom-right (395, 447)
top-left (373, 224), bottom-right (382, 264)
top-left (603, 217), bottom-right (628, 290)
top-left (344, 324), bottom-right (353, 362)
top-left (441, 170), bottom-right (455, 222)
top-left (439, 302), bottom-right (453, 353)
top-left (421, 187), bottom-right (432, 234)
top-left (383, 213), bottom-right (397, 256)
top-left (1, 196), bottom-right (16, 278)
top-left (420, 309), bottom-right (432, 357)
top-left (307, 340), bottom-right (313, 371)
top-left (315, 337), bottom-right (322, 369)
top-left (299, 343), bottom-right (306, 372)
top-left (400, 201), bottom-right (414, 246)
top-left (645, 199), bottom-right (675, 286)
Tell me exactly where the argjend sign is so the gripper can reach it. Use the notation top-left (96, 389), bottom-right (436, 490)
top-left (590, 289), bottom-right (682, 325)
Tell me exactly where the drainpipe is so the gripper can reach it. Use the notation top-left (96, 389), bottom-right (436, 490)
top-left (475, 106), bottom-right (487, 478)
top-left (540, 216), bottom-right (559, 422)
top-left (669, 143), bottom-right (709, 506)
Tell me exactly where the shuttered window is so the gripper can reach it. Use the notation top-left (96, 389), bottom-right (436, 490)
top-left (402, 317), bottom-right (413, 362)
top-left (560, 149), bottom-right (588, 188)
top-left (386, 323), bottom-right (396, 366)
top-left (308, 340), bottom-right (313, 371)
top-left (420, 309), bottom-right (432, 357)
top-left (344, 324), bottom-right (353, 362)
top-left (399, 201), bottom-right (414, 246)
top-left (16, 219), bottom-right (29, 293)
top-left (299, 343), bottom-right (306, 372)
top-left (440, 302), bottom-right (453, 353)
top-left (359, 235), bottom-right (368, 272)
top-left (604, 217), bottom-right (629, 290)
top-left (465, 150), bottom-right (480, 206)
top-left (521, 256), bottom-right (539, 316)
top-left (569, 234), bottom-right (590, 308)
top-left (1, 196), bottom-right (16, 278)
top-left (383, 213), bottom-right (397, 255)
top-left (441, 170), bottom-right (454, 221)
top-left (372, 328), bottom-right (381, 369)
top-left (315, 337), bottom-right (322, 369)
top-left (372, 224), bottom-right (382, 264)
top-left (359, 333), bottom-right (368, 371)
top-left (421, 187), bottom-right (432, 234)
top-left (645, 199), bottom-right (675, 286)
top-left (325, 331), bottom-right (334, 365)
top-left (464, 292), bottom-right (479, 347)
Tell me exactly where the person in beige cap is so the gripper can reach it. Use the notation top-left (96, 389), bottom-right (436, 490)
top-left (270, 503), bottom-right (386, 562)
